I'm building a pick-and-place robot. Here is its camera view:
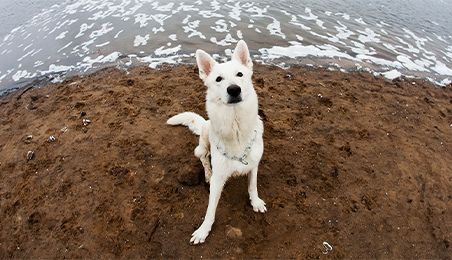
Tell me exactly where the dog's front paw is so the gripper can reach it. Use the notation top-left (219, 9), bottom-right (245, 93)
top-left (251, 198), bottom-right (267, 213)
top-left (190, 225), bottom-right (211, 245)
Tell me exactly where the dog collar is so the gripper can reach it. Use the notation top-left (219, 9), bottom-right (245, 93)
top-left (215, 130), bottom-right (258, 165)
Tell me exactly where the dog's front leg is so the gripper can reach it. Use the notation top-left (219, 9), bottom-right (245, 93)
top-left (248, 167), bottom-right (267, 213)
top-left (190, 173), bottom-right (226, 245)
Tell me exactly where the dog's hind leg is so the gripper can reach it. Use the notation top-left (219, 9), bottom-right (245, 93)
top-left (194, 121), bottom-right (212, 183)
top-left (190, 172), bottom-right (226, 244)
top-left (248, 167), bottom-right (267, 213)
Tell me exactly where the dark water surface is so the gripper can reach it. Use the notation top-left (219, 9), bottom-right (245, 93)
top-left (1, 0), bottom-right (451, 93)
top-left (0, 0), bottom-right (60, 39)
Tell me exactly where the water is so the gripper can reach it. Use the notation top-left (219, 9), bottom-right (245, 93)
top-left (0, 0), bottom-right (61, 39)
top-left (1, 0), bottom-right (451, 93)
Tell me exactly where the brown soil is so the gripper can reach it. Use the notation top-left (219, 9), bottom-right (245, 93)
top-left (0, 64), bottom-right (451, 259)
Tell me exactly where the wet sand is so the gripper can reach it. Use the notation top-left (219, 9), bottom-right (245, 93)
top-left (0, 64), bottom-right (451, 258)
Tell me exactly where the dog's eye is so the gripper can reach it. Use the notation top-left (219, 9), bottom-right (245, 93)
top-left (216, 76), bottom-right (223, 82)
top-left (237, 72), bottom-right (243, 77)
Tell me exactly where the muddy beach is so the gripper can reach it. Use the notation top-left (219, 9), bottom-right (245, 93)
top-left (0, 64), bottom-right (451, 258)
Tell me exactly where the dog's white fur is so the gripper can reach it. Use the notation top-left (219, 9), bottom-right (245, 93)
top-left (167, 40), bottom-right (266, 245)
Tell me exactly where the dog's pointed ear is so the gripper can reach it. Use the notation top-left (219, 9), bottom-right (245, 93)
top-left (232, 40), bottom-right (252, 69)
top-left (196, 49), bottom-right (216, 81)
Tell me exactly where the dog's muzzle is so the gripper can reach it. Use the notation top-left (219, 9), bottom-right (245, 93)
top-left (227, 84), bottom-right (242, 104)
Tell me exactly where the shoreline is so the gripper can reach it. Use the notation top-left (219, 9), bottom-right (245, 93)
top-left (2, 55), bottom-right (452, 97)
top-left (0, 64), bottom-right (451, 258)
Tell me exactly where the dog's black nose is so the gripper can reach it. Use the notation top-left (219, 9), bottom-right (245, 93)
top-left (227, 85), bottom-right (241, 97)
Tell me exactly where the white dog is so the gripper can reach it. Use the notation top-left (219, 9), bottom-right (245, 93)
top-left (167, 40), bottom-right (267, 245)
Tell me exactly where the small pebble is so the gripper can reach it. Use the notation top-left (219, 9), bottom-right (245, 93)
top-left (27, 151), bottom-right (34, 160)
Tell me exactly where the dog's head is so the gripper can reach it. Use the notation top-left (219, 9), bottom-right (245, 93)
top-left (196, 40), bottom-right (253, 105)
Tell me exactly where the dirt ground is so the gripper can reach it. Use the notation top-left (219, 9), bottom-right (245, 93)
top-left (0, 64), bottom-right (451, 259)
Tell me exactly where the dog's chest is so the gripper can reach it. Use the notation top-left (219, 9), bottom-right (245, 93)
top-left (210, 129), bottom-right (263, 173)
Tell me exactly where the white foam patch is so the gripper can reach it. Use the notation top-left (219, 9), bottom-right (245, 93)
top-left (211, 19), bottom-right (229, 33)
top-left (58, 42), bottom-right (73, 53)
top-left (355, 18), bottom-right (366, 25)
top-left (396, 37), bottom-right (420, 54)
top-left (290, 20), bottom-right (311, 31)
top-left (34, 61), bottom-right (44, 68)
top-left (135, 13), bottom-right (150, 28)
top-left (310, 32), bottom-right (340, 44)
top-left (153, 3), bottom-right (174, 12)
top-left (80, 52), bottom-right (121, 71)
top-left (446, 52), bottom-right (452, 60)
top-left (431, 61), bottom-right (452, 75)
top-left (175, 3), bottom-right (199, 13)
top-left (438, 78), bottom-right (451, 85)
top-left (134, 34), bottom-right (150, 47)
top-left (114, 30), bottom-right (123, 39)
top-left (17, 50), bottom-right (35, 62)
top-left (45, 64), bottom-right (74, 74)
top-left (3, 33), bottom-right (12, 42)
top-left (237, 30), bottom-right (243, 39)
top-left (65, 2), bottom-right (86, 15)
top-left (152, 27), bottom-right (165, 34)
top-left (358, 28), bottom-right (380, 43)
top-left (199, 9), bottom-right (223, 18)
top-left (383, 43), bottom-right (399, 54)
top-left (96, 42), bottom-right (110, 48)
top-left (397, 55), bottom-right (428, 72)
top-left (182, 15), bottom-right (191, 24)
top-left (380, 29), bottom-right (388, 35)
top-left (154, 45), bottom-right (182, 55)
top-left (227, 3), bottom-right (242, 21)
top-left (56, 31), bottom-right (68, 40)
top-left (335, 21), bottom-right (354, 39)
top-left (73, 39), bottom-right (96, 54)
top-left (183, 19), bottom-right (206, 39)
top-left (381, 70), bottom-right (401, 80)
top-left (339, 13), bottom-right (350, 20)
top-left (434, 33), bottom-right (448, 44)
top-left (48, 19), bottom-right (78, 35)
top-left (316, 20), bottom-right (326, 29)
top-left (152, 14), bottom-right (171, 26)
top-left (351, 41), bottom-right (376, 55)
top-left (210, 33), bottom-right (238, 46)
top-left (12, 70), bottom-right (29, 81)
top-left (75, 23), bottom-right (95, 38)
top-left (356, 54), bottom-right (404, 68)
top-left (90, 6), bottom-right (120, 20)
top-left (299, 7), bottom-right (317, 21)
top-left (259, 43), bottom-right (355, 60)
top-left (136, 54), bottom-right (187, 69)
top-left (267, 19), bottom-right (286, 39)
top-left (90, 22), bottom-right (114, 38)
top-left (246, 6), bottom-right (267, 17)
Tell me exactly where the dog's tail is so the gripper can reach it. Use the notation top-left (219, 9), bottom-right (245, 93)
top-left (167, 112), bottom-right (206, 136)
